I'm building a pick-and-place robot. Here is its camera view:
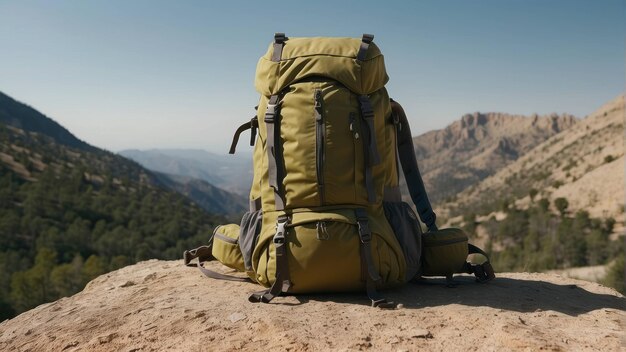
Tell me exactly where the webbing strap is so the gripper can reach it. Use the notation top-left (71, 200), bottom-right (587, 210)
top-left (358, 95), bottom-right (380, 203)
top-left (358, 95), bottom-right (381, 165)
top-left (265, 95), bottom-right (285, 210)
top-left (463, 244), bottom-right (496, 282)
top-left (390, 100), bottom-right (438, 232)
top-left (271, 33), bottom-right (286, 62)
top-left (183, 246), bottom-right (252, 283)
top-left (249, 216), bottom-right (291, 303)
top-left (355, 209), bottom-right (395, 308)
top-left (356, 34), bottom-right (374, 61)
top-left (228, 116), bottom-right (258, 154)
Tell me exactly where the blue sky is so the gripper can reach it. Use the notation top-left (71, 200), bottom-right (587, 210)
top-left (0, 0), bottom-right (623, 153)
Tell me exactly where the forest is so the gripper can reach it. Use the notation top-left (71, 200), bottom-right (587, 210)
top-left (0, 123), bottom-right (223, 319)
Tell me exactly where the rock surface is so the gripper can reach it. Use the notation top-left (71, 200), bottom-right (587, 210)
top-left (1, 260), bottom-right (624, 351)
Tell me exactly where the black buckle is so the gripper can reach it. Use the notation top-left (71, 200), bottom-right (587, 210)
top-left (361, 34), bottom-right (374, 44)
top-left (474, 262), bottom-right (495, 283)
top-left (274, 33), bottom-right (286, 44)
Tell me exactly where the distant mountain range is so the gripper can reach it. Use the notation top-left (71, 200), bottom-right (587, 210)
top-left (153, 172), bottom-right (248, 216)
top-left (119, 149), bottom-right (252, 197)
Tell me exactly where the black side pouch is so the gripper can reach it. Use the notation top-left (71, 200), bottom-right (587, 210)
top-left (383, 201), bottom-right (422, 281)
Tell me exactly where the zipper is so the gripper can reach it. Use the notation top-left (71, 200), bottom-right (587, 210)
top-left (214, 232), bottom-right (238, 244)
top-left (315, 89), bottom-right (325, 205)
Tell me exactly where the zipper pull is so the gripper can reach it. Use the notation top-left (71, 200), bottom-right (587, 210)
top-left (349, 113), bottom-right (360, 139)
top-left (316, 221), bottom-right (330, 240)
top-left (315, 90), bottom-right (323, 122)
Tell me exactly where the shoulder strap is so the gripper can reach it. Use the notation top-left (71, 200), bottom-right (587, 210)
top-left (390, 99), bottom-right (438, 232)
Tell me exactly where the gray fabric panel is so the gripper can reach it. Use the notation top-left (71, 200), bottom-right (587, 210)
top-left (239, 210), bottom-right (263, 272)
top-left (383, 186), bottom-right (402, 202)
top-left (249, 197), bottom-right (262, 212)
top-left (383, 201), bottom-right (422, 281)
top-left (391, 100), bottom-right (437, 231)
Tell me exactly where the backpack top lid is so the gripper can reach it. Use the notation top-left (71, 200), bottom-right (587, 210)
top-left (255, 36), bottom-right (389, 97)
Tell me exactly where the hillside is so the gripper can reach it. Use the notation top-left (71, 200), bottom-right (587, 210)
top-left (0, 92), bottom-right (95, 152)
top-left (411, 111), bottom-right (577, 203)
top-left (431, 96), bottom-right (625, 281)
top-left (120, 149), bottom-right (253, 196)
top-left (0, 92), bottom-right (225, 319)
top-left (0, 260), bottom-right (623, 351)
top-left (443, 95), bottom-right (624, 220)
top-left (154, 172), bottom-right (247, 216)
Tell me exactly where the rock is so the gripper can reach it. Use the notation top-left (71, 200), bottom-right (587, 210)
top-left (409, 329), bottom-right (433, 339)
top-left (0, 260), bottom-right (623, 351)
top-left (228, 312), bottom-right (246, 323)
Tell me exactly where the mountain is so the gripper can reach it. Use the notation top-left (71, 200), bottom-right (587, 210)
top-left (153, 172), bottom-right (247, 216)
top-left (0, 91), bottom-right (225, 319)
top-left (0, 260), bottom-right (623, 351)
top-left (0, 92), bottom-right (94, 152)
top-left (411, 111), bottom-right (578, 203)
top-left (443, 95), bottom-right (624, 220)
top-left (119, 149), bottom-right (253, 196)
top-left (434, 96), bottom-right (625, 278)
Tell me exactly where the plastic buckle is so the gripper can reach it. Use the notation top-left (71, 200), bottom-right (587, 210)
top-left (273, 217), bottom-right (289, 244)
top-left (264, 104), bottom-right (278, 123)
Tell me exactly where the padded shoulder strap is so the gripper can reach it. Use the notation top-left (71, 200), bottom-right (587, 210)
top-left (390, 100), bottom-right (438, 232)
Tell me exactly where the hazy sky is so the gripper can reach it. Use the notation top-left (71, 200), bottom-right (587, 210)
top-left (0, 0), bottom-right (623, 154)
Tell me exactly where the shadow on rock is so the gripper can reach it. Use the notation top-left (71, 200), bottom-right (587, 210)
top-left (287, 275), bottom-right (625, 316)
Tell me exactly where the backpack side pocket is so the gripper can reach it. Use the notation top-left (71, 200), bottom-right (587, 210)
top-left (212, 224), bottom-right (245, 272)
top-left (239, 210), bottom-right (263, 275)
top-left (383, 201), bottom-right (422, 281)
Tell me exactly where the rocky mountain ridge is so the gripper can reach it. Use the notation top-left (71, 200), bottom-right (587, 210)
top-left (442, 95), bottom-right (625, 221)
top-left (412, 111), bottom-right (578, 203)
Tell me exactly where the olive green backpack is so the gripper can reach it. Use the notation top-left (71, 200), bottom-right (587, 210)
top-left (184, 34), bottom-right (494, 307)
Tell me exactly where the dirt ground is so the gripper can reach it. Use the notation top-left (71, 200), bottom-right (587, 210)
top-left (1, 260), bottom-right (624, 351)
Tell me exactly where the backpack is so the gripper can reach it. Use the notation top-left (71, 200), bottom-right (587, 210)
top-left (184, 34), bottom-right (495, 308)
